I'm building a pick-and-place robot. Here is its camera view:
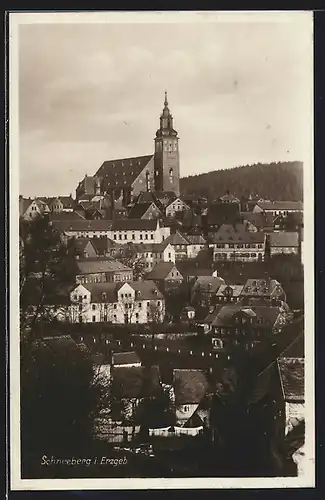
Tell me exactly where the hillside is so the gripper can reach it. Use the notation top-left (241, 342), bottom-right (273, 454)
top-left (180, 161), bottom-right (303, 201)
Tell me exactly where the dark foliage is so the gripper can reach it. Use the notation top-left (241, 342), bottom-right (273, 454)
top-left (180, 161), bottom-right (303, 202)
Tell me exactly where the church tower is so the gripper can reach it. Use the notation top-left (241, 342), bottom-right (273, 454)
top-left (154, 92), bottom-right (180, 196)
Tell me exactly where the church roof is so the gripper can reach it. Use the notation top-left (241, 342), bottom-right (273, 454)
top-left (95, 154), bottom-right (153, 189)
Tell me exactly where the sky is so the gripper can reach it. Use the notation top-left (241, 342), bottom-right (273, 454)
top-left (16, 12), bottom-right (313, 197)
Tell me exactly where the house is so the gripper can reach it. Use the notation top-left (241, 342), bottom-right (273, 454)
top-left (145, 262), bottom-right (183, 292)
top-left (90, 237), bottom-right (124, 259)
top-left (163, 230), bottom-right (190, 260)
top-left (191, 275), bottom-right (225, 308)
top-left (239, 211), bottom-right (275, 232)
top-left (128, 201), bottom-right (162, 220)
top-left (111, 218), bottom-right (170, 244)
top-left (132, 241), bottom-right (175, 271)
top-left (210, 304), bottom-right (291, 352)
top-left (209, 223), bottom-right (265, 262)
top-left (205, 202), bottom-right (240, 231)
top-left (219, 192), bottom-right (240, 204)
top-left (176, 265), bottom-right (215, 284)
top-left (273, 213), bottom-right (303, 232)
top-left (71, 238), bottom-right (98, 259)
top-left (241, 278), bottom-right (286, 305)
top-left (215, 284), bottom-right (244, 304)
top-left (75, 259), bottom-right (133, 285)
top-left (253, 201), bottom-right (303, 216)
top-left (173, 369), bottom-right (210, 430)
top-left (268, 232), bottom-right (299, 257)
top-left (112, 351), bottom-right (141, 368)
top-left (276, 357), bottom-right (305, 437)
top-left (108, 365), bottom-right (162, 441)
top-left (51, 219), bottom-right (114, 241)
top-left (49, 196), bottom-right (75, 213)
top-left (185, 234), bottom-right (207, 259)
top-left (19, 197), bottom-right (50, 220)
top-left (165, 197), bottom-right (190, 218)
top-left (69, 280), bottom-right (165, 324)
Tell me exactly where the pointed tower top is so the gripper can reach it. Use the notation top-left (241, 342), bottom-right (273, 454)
top-left (164, 91), bottom-right (168, 107)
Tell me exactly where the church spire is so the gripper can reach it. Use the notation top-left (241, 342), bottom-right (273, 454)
top-left (164, 91), bottom-right (168, 107)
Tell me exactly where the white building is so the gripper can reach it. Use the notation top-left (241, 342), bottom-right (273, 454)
top-left (165, 197), bottom-right (190, 218)
top-left (253, 201), bottom-right (303, 216)
top-left (69, 280), bottom-right (165, 324)
top-left (133, 241), bottom-right (175, 271)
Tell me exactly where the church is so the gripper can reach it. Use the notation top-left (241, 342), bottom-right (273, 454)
top-left (75, 92), bottom-right (180, 209)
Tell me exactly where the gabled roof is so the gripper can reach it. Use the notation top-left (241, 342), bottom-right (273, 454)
top-left (192, 276), bottom-right (224, 293)
top-left (146, 262), bottom-right (181, 281)
top-left (50, 211), bottom-right (85, 221)
top-left (111, 218), bottom-right (159, 231)
top-left (240, 212), bottom-right (274, 229)
top-left (219, 193), bottom-right (240, 203)
top-left (186, 234), bottom-right (206, 245)
top-left (173, 369), bottom-right (210, 405)
top-left (95, 154), bottom-right (154, 190)
top-left (212, 304), bottom-right (281, 328)
top-left (19, 197), bottom-right (33, 216)
top-left (210, 224), bottom-right (265, 244)
top-left (52, 219), bottom-right (113, 233)
top-left (269, 232), bottom-right (299, 247)
top-left (256, 201), bottom-right (303, 211)
top-left (241, 278), bottom-right (283, 297)
top-left (132, 241), bottom-right (170, 253)
top-left (119, 280), bottom-right (165, 300)
top-left (112, 351), bottom-right (141, 366)
top-left (164, 230), bottom-right (190, 246)
top-left (76, 259), bottom-right (132, 275)
top-left (57, 196), bottom-right (75, 208)
top-left (90, 237), bottom-right (121, 255)
top-left (128, 202), bottom-right (161, 219)
top-left (72, 237), bottom-right (96, 255)
top-left (166, 197), bottom-right (189, 209)
top-left (277, 358), bottom-right (304, 402)
top-left (73, 282), bottom-right (117, 302)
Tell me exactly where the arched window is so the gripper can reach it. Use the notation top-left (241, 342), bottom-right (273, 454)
top-left (169, 168), bottom-right (173, 184)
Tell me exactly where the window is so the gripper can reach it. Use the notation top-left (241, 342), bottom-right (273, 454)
top-left (92, 316), bottom-right (96, 322)
top-left (113, 314), bottom-right (117, 320)
top-left (147, 301), bottom-right (150, 306)
top-left (79, 295), bottom-right (83, 301)
top-left (150, 234), bottom-right (154, 240)
top-left (104, 304), bottom-right (108, 310)
top-left (157, 301), bottom-right (160, 306)
top-left (139, 302), bottom-right (142, 308)
top-left (135, 313), bottom-right (139, 318)
top-left (132, 234), bottom-right (135, 240)
top-left (140, 234), bottom-right (143, 240)
top-left (78, 315), bottom-right (83, 323)
top-left (113, 234), bottom-right (117, 240)
top-left (79, 304), bottom-right (83, 312)
top-left (145, 234), bottom-right (148, 240)
top-left (119, 234), bottom-right (122, 240)
top-left (124, 234), bottom-right (127, 240)
top-left (183, 405), bottom-right (190, 412)
top-left (92, 304), bottom-right (96, 310)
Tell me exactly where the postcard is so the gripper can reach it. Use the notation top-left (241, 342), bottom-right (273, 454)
top-left (9, 10), bottom-right (315, 490)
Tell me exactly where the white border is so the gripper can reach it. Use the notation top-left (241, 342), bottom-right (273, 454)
top-left (9, 10), bottom-right (315, 490)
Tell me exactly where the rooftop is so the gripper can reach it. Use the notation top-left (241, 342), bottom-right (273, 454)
top-left (76, 259), bottom-right (132, 275)
top-left (256, 201), bottom-right (303, 211)
top-left (112, 351), bottom-right (141, 366)
top-left (146, 262), bottom-right (181, 280)
top-left (95, 154), bottom-right (154, 190)
top-left (269, 232), bottom-right (299, 247)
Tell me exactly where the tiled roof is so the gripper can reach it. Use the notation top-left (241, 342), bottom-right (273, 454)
top-left (207, 202), bottom-right (240, 225)
top-left (256, 201), bottom-right (303, 211)
top-left (112, 351), bottom-right (141, 366)
top-left (192, 276), bottom-right (224, 293)
top-left (50, 211), bottom-right (85, 221)
top-left (72, 238), bottom-right (96, 254)
top-left (76, 282), bottom-right (117, 302)
top-left (203, 305), bottom-right (224, 325)
top-left (19, 197), bottom-right (33, 216)
top-left (146, 262), bottom-right (181, 280)
top-left (277, 358), bottom-right (304, 402)
top-left (120, 280), bottom-right (165, 300)
top-left (173, 369), bottom-right (210, 405)
top-left (154, 191), bottom-right (177, 206)
top-left (164, 230), bottom-right (190, 246)
top-left (76, 259), bottom-right (132, 274)
top-left (128, 202), bottom-right (161, 219)
top-left (95, 154), bottom-right (153, 190)
top-left (219, 193), bottom-right (240, 203)
top-left (240, 212), bottom-right (274, 229)
top-left (186, 234), bottom-right (206, 245)
top-left (211, 224), bottom-right (265, 244)
top-left (216, 284), bottom-right (244, 297)
top-left (111, 218), bottom-right (159, 231)
top-left (51, 219), bottom-right (113, 232)
top-left (132, 241), bottom-right (170, 253)
top-left (241, 278), bottom-right (283, 297)
top-left (212, 304), bottom-right (281, 328)
top-left (58, 196), bottom-right (75, 208)
top-left (90, 237), bottom-right (121, 255)
top-left (112, 365), bottom-right (161, 399)
top-left (269, 232), bottom-right (299, 247)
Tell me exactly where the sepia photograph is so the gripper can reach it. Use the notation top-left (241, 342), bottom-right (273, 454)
top-left (9, 10), bottom-right (314, 490)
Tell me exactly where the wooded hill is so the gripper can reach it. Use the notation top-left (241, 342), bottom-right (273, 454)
top-left (180, 161), bottom-right (303, 201)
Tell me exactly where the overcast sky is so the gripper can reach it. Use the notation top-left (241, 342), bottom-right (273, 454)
top-left (17, 12), bottom-right (312, 197)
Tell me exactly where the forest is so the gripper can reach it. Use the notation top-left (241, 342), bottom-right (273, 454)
top-left (180, 161), bottom-right (303, 201)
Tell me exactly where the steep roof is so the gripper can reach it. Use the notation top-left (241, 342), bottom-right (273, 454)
top-left (219, 193), bottom-right (240, 203)
top-left (240, 212), bottom-right (274, 229)
top-left (76, 259), bottom-right (132, 274)
top-left (50, 211), bottom-right (85, 221)
top-left (58, 196), bottom-right (75, 209)
top-left (164, 230), bottom-right (190, 246)
top-left (211, 224), bottom-right (265, 243)
top-left (173, 369), bottom-right (210, 405)
top-left (269, 232), bottom-right (299, 247)
top-left (192, 276), bottom-right (224, 293)
top-left (120, 280), bottom-right (165, 300)
top-left (95, 154), bottom-right (153, 190)
top-left (128, 202), bottom-right (161, 219)
top-left (111, 218), bottom-right (159, 231)
top-left (146, 262), bottom-right (181, 281)
top-left (73, 238), bottom-right (96, 255)
top-left (256, 201), bottom-right (303, 211)
top-left (241, 278), bottom-right (283, 297)
top-left (91, 237), bottom-right (122, 255)
top-left (76, 282), bottom-right (117, 302)
top-left (277, 358), bottom-right (304, 402)
top-left (112, 351), bottom-right (141, 366)
top-left (132, 241), bottom-right (170, 253)
top-left (186, 234), bottom-right (206, 245)
top-left (212, 304), bottom-right (281, 328)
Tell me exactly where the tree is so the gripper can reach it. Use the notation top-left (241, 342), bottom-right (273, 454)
top-left (117, 242), bottom-right (147, 280)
